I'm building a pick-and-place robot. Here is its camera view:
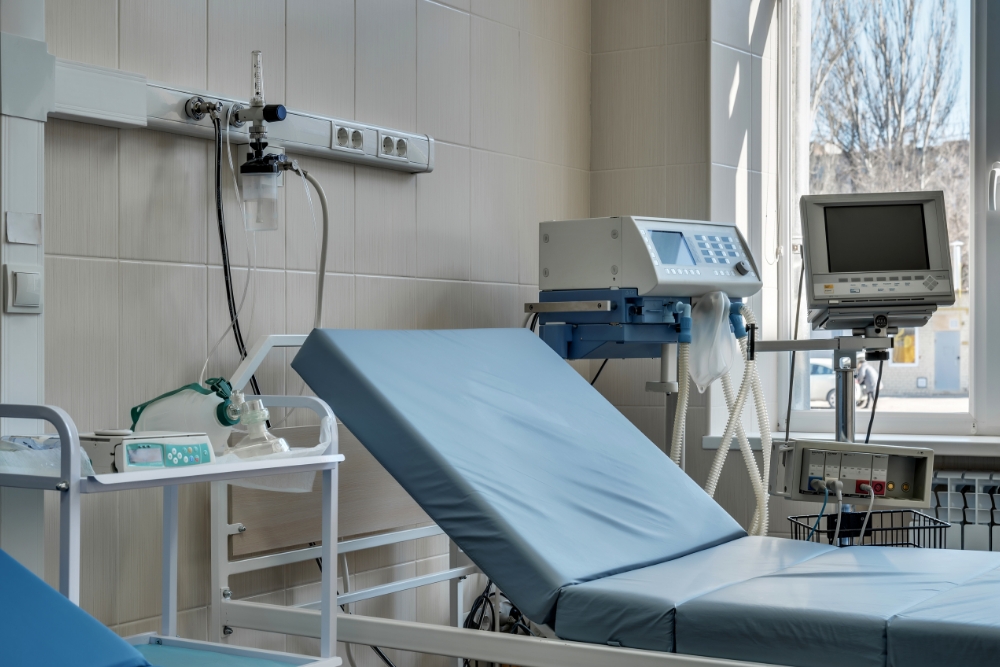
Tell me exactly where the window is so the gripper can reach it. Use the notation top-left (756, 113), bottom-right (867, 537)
top-left (785, 0), bottom-right (973, 427)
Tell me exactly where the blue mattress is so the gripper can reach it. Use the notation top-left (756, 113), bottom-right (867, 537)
top-left (292, 328), bottom-right (745, 623)
top-left (675, 546), bottom-right (1000, 667)
top-left (293, 328), bottom-right (1000, 666)
top-left (554, 536), bottom-right (835, 652)
top-left (0, 548), bottom-right (149, 667)
top-left (888, 562), bottom-right (1000, 666)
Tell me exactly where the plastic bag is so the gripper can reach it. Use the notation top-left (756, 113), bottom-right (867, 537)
top-left (131, 378), bottom-right (240, 455)
top-left (689, 291), bottom-right (737, 392)
top-left (0, 436), bottom-right (95, 477)
top-left (217, 417), bottom-right (337, 493)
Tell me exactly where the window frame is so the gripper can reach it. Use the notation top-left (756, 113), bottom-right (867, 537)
top-left (775, 0), bottom-right (983, 437)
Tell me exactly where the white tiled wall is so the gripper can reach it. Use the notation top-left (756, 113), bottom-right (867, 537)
top-left (42, 1), bottom-right (590, 663)
top-left (590, 0), bottom-right (780, 533)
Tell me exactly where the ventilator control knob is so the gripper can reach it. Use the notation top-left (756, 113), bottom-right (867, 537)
top-left (735, 260), bottom-right (751, 276)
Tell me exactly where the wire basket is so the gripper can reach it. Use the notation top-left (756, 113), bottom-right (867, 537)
top-left (789, 509), bottom-right (948, 548)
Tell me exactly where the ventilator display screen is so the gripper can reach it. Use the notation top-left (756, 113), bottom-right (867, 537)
top-left (650, 231), bottom-right (696, 266)
top-left (825, 204), bottom-right (930, 273)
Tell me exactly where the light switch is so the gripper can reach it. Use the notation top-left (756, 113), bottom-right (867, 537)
top-left (13, 271), bottom-right (41, 307)
top-left (4, 263), bottom-right (43, 314)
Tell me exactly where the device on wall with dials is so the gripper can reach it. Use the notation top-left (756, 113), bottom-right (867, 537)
top-left (80, 430), bottom-right (215, 474)
top-left (538, 216), bottom-right (762, 299)
top-left (799, 191), bottom-right (956, 331)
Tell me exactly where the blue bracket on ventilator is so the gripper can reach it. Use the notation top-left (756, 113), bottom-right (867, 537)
top-left (537, 288), bottom-right (740, 360)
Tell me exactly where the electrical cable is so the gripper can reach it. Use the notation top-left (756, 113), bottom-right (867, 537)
top-left (201, 113), bottom-right (261, 393)
top-left (832, 491), bottom-right (844, 546)
top-left (864, 359), bottom-right (884, 444)
top-left (858, 484), bottom-right (875, 544)
top-left (785, 257), bottom-right (806, 444)
top-left (311, 548), bottom-right (397, 667)
top-left (806, 486), bottom-right (829, 542)
top-left (298, 168), bottom-right (330, 329)
top-left (591, 359), bottom-right (608, 386)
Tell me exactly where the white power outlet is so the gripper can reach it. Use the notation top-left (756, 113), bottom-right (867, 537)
top-left (334, 124), bottom-right (365, 153)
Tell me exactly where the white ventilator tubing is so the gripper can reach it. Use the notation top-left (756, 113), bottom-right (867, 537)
top-left (669, 342), bottom-right (691, 466)
top-left (697, 304), bottom-right (773, 536)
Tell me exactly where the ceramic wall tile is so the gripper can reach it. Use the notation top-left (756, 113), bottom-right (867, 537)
top-left (416, 143), bottom-right (471, 280)
top-left (470, 150), bottom-right (519, 283)
top-left (357, 0), bottom-right (418, 132)
top-left (354, 166), bottom-right (417, 277)
top-left (663, 162), bottom-right (709, 220)
top-left (666, 0), bottom-right (709, 45)
top-left (355, 276), bottom-right (472, 330)
top-left (711, 0), bottom-right (752, 53)
top-left (205, 267), bottom-right (286, 396)
top-left (471, 282), bottom-right (522, 328)
top-left (709, 43), bottom-right (751, 169)
top-left (285, 153), bottom-right (355, 274)
top-left (45, 0), bottom-right (118, 68)
top-left (119, 130), bottom-right (208, 264)
top-left (207, 0), bottom-right (287, 101)
top-left (116, 487), bottom-right (162, 623)
top-left (663, 42), bottom-right (709, 166)
top-left (287, 0), bottom-right (355, 119)
top-left (471, 0), bottom-right (519, 28)
top-left (521, 0), bottom-right (591, 53)
top-left (471, 16), bottom-right (519, 153)
top-left (417, 1), bottom-right (471, 144)
top-left (118, 262), bottom-right (207, 426)
top-left (591, 0), bottom-right (665, 53)
top-left (45, 120), bottom-right (118, 258)
top-left (590, 167), bottom-right (667, 218)
top-left (44, 257), bottom-right (119, 432)
top-left (591, 48), bottom-right (663, 170)
top-left (120, 0), bottom-right (208, 89)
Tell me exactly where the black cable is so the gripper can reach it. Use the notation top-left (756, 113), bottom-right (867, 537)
top-left (309, 544), bottom-right (396, 667)
top-left (591, 359), bottom-right (609, 386)
top-left (785, 255), bottom-right (806, 444)
top-left (864, 359), bottom-right (884, 444)
top-left (529, 312), bottom-right (539, 332)
top-left (212, 115), bottom-right (261, 397)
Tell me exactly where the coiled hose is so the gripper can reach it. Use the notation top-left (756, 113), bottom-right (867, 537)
top-left (703, 310), bottom-right (773, 536)
top-left (669, 342), bottom-right (691, 466)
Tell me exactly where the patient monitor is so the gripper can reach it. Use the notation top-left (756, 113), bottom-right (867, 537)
top-left (800, 191), bottom-right (955, 331)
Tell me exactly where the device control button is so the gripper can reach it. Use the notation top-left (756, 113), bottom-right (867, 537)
top-left (183, 456), bottom-right (189, 463)
top-left (695, 235), bottom-right (706, 241)
top-left (734, 260), bottom-right (750, 275)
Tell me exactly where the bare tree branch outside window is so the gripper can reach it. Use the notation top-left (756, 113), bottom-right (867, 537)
top-left (810, 0), bottom-right (968, 288)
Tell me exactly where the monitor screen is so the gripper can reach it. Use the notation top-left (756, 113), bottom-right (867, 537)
top-left (127, 445), bottom-right (163, 464)
top-left (824, 204), bottom-right (930, 273)
top-left (650, 231), bottom-right (696, 266)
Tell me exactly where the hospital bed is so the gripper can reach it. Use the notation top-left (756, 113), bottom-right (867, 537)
top-left (290, 327), bottom-right (1000, 667)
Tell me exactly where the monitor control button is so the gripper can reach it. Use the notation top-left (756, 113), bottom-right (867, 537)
top-left (734, 260), bottom-right (751, 276)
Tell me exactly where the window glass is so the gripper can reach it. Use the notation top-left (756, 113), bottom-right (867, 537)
top-left (798, 0), bottom-right (970, 414)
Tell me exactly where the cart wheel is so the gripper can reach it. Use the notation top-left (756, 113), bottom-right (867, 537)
top-left (826, 389), bottom-right (836, 409)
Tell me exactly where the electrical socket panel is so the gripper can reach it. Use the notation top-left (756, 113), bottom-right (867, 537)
top-left (769, 438), bottom-right (933, 509)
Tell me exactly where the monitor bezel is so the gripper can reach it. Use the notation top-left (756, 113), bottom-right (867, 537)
top-left (800, 191), bottom-right (952, 298)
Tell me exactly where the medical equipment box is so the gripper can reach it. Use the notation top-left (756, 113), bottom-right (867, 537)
top-left (80, 430), bottom-right (214, 474)
top-left (538, 216), bottom-right (762, 299)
